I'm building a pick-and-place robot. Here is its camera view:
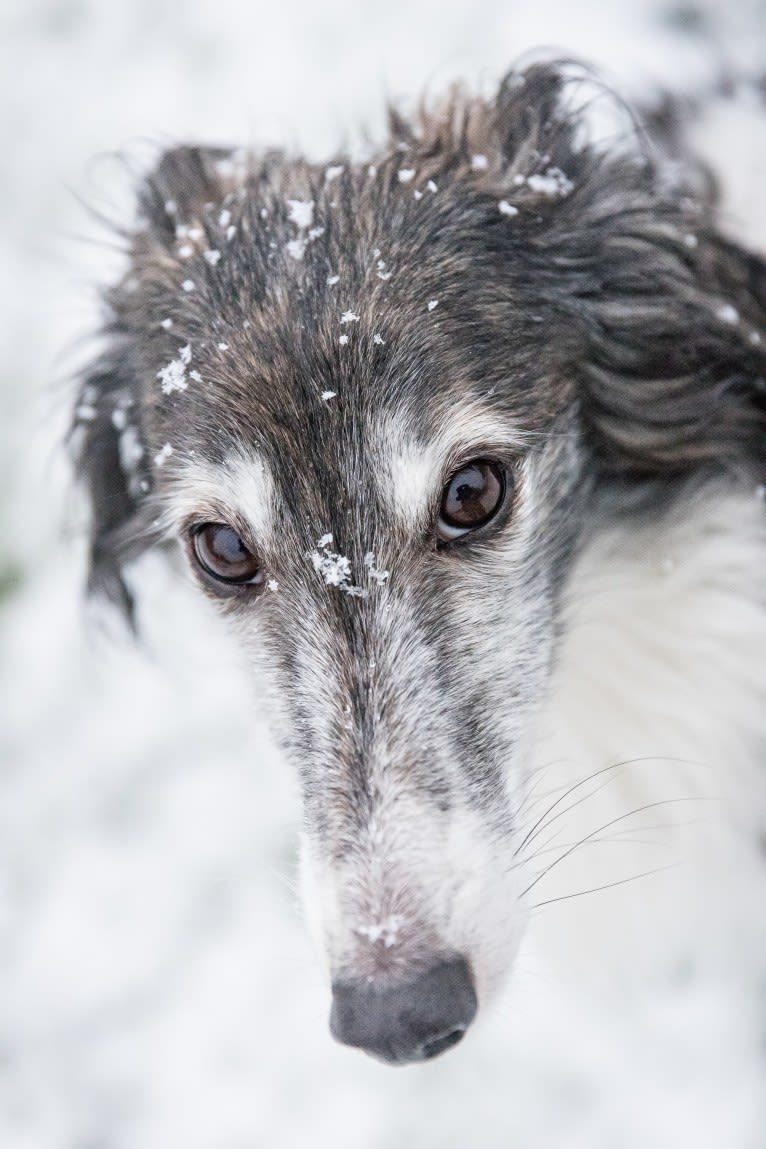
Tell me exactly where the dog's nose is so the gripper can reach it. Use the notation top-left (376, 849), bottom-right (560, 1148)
top-left (329, 956), bottom-right (477, 1064)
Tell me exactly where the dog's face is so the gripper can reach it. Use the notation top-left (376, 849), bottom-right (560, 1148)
top-left (145, 165), bottom-right (586, 1040)
top-left (73, 65), bottom-right (766, 1062)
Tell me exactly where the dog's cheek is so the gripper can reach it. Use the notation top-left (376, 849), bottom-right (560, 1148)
top-left (297, 832), bottom-right (344, 977)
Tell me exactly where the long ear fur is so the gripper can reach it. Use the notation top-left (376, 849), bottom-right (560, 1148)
top-left (570, 202), bottom-right (766, 478)
top-left (401, 60), bottom-right (766, 479)
top-left (490, 63), bottom-right (766, 480)
top-left (70, 146), bottom-right (233, 621)
top-left (70, 356), bottom-right (148, 621)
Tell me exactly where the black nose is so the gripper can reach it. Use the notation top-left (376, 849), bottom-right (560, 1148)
top-left (330, 957), bottom-right (477, 1064)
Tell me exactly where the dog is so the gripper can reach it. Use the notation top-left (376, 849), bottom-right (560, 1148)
top-left (70, 61), bottom-right (766, 1065)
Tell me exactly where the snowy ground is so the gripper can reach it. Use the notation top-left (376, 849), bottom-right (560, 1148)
top-left (2, 1), bottom-right (766, 1146)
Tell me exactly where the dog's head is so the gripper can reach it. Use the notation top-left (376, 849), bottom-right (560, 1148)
top-left (71, 63), bottom-right (766, 1062)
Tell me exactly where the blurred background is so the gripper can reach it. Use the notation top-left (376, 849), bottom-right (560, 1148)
top-left (1, 1), bottom-right (766, 1146)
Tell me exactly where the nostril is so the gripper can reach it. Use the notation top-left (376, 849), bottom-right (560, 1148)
top-left (330, 956), bottom-right (477, 1065)
top-left (420, 1026), bottom-right (467, 1060)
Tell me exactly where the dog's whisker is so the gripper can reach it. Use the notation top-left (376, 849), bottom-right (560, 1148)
top-left (528, 864), bottom-right (679, 914)
top-left (518, 797), bottom-right (710, 899)
top-left (508, 831), bottom-right (672, 876)
top-left (510, 809), bottom-right (707, 880)
top-left (513, 756), bottom-right (698, 859)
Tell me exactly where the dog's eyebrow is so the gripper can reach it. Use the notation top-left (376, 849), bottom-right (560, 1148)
top-left (378, 407), bottom-right (531, 527)
top-left (154, 449), bottom-right (277, 542)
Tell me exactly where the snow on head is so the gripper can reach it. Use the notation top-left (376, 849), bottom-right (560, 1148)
top-left (525, 167), bottom-right (574, 198)
top-left (287, 199), bottom-right (314, 230)
top-left (153, 442), bottom-right (173, 467)
top-left (284, 198), bottom-right (320, 262)
top-left (498, 199), bottom-right (519, 217)
top-left (157, 345), bottom-right (192, 395)
top-left (117, 425), bottom-right (143, 473)
top-left (286, 238), bottom-right (306, 261)
top-left (364, 552), bottom-right (389, 584)
top-left (285, 240), bottom-right (307, 263)
top-left (310, 535), bottom-right (353, 588)
top-left (716, 303), bottom-right (740, 325)
top-left (309, 535), bottom-right (372, 598)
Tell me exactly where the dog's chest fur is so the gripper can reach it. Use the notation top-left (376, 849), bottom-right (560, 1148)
top-left (527, 483), bottom-right (766, 971)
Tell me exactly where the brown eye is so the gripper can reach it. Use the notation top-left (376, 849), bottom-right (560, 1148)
top-left (437, 460), bottom-right (507, 542)
top-left (192, 523), bottom-right (262, 586)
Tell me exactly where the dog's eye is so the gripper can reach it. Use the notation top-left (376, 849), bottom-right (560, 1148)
top-left (437, 460), bottom-right (507, 542)
top-left (191, 523), bottom-right (262, 587)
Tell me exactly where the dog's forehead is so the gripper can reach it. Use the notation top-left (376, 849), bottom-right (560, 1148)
top-left (151, 163), bottom-right (576, 541)
top-left (152, 156), bottom-right (573, 432)
top-left (163, 395), bottom-right (531, 552)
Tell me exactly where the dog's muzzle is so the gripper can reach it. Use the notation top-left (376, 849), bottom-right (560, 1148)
top-left (329, 956), bottom-right (477, 1064)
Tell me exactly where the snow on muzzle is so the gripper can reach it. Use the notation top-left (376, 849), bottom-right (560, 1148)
top-left (296, 774), bottom-right (523, 1064)
top-left (310, 849), bottom-right (481, 1064)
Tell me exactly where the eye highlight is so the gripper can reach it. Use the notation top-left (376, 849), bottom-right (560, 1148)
top-left (191, 523), bottom-right (263, 589)
top-left (437, 460), bottom-right (507, 542)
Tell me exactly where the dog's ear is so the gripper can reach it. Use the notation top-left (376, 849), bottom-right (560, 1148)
top-left (566, 188), bottom-right (766, 480)
top-left (71, 145), bottom-right (237, 622)
top-left (70, 355), bottom-right (150, 624)
top-left (487, 62), bottom-right (766, 479)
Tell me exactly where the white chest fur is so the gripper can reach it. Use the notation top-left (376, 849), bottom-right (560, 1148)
top-left (527, 484), bottom-right (766, 981)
